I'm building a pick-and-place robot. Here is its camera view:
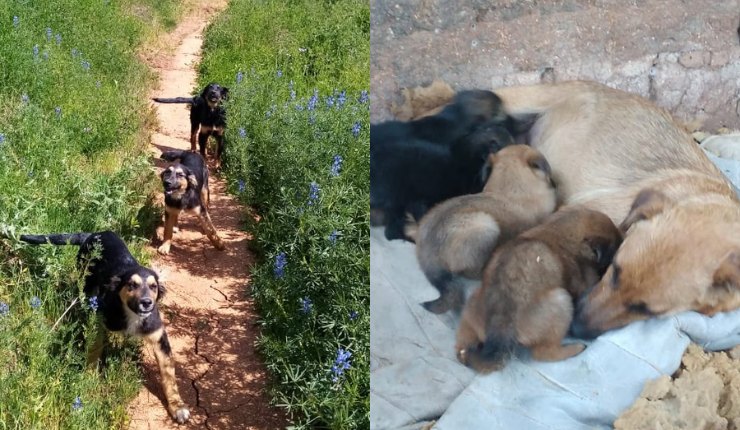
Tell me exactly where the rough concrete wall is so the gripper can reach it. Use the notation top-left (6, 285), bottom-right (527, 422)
top-left (371, 0), bottom-right (740, 130)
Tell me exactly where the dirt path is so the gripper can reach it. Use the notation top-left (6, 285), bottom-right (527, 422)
top-left (127, 2), bottom-right (287, 428)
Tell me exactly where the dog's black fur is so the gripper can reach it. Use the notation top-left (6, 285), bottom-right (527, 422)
top-left (370, 89), bottom-right (538, 241)
top-left (153, 83), bottom-right (229, 164)
top-left (158, 150), bottom-right (224, 254)
top-left (18, 231), bottom-right (190, 423)
top-left (19, 231), bottom-right (165, 334)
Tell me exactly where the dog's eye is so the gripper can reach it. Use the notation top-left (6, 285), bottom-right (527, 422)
top-left (627, 301), bottom-right (655, 316)
top-left (176, 172), bottom-right (185, 177)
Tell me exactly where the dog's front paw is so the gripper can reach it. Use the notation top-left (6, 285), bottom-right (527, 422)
top-left (172, 406), bottom-right (190, 424)
top-left (157, 243), bottom-right (171, 255)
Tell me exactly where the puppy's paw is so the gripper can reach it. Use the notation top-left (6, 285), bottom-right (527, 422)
top-left (157, 243), bottom-right (171, 255)
top-left (172, 406), bottom-right (190, 424)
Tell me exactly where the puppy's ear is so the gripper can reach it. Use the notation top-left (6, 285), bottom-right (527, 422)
top-left (222, 87), bottom-right (229, 99)
top-left (107, 276), bottom-right (122, 290)
top-left (187, 174), bottom-right (198, 188)
top-left (160, 169), bottom-right (167, 180)
top-left (619, 189), bottom-right (670, 233)
top-left (582, 236), bottom-right (620, 273)
top-left (200, 84), bottom-right (211, 99)
top-left (479, 154), bottom-right (494, 185)
top-left (713, 250), bottom-right (740, 292)
top-left (526, 152), bottom-right (551, 176)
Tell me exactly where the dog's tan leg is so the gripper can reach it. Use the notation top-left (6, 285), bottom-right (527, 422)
top-left (516, 287), bottom-right (585, 362)
top-left (190, 132), bottom-right (198, 152)
top-left (196, 207), bottom-right (225, 251)
top-left (158, 207), bottom-right (180, 255)
top-left (144, 327), bottom-right (190, 424)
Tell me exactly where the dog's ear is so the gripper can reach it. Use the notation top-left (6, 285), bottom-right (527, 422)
top-left (107, 275), bottom-right (122, 291)
top-left (156, 278), bottom-right (166, 302)
top-left (713, 250), bottom-right (740, 292)
top-left (619, 189), bottom-right (670, 233)
top-left (222, 87), bottom-right (229, 99)
top-left (525, 152), bottom-right (551, 176)
top-left (582, 236), bottom-right (619, 273)
top-left (187, 174), bottom-right (198, 188)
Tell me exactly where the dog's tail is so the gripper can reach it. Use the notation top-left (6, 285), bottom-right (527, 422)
top-left (493, 81), bottom-right (595, 116)
top-left (152, 97), bottom-right (195, 104)
top-left (19, 233), bottom-right (91, 246)
top-left (160, 150), bottom-right (187, 162)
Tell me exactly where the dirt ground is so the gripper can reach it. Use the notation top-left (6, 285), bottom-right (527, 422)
top-left (126, 2), bottom-right (287, 428)
top-left (370, 0), bottom-right (740, 427)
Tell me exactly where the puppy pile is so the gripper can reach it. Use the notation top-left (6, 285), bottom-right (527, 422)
top-left (372, 92), bottom-right (624, 373)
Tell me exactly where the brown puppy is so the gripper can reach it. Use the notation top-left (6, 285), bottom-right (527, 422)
top-left (412, 80), bottom-right (740, 337)
top-left (456, 207), bottom-right (622, 373)
top-left (406, 145), bottom-right (557, 314)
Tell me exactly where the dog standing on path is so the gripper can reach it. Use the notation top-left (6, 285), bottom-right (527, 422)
top-left (159, 150), bottom-right (225, 255)
top-left (18, 231), bottom-right (190, 423)
top-left (153, 83), bottom-right (228, 168)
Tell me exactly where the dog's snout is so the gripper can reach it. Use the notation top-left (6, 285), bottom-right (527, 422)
top-left (570, 300), bottom-right (599, 340)
top-left (139, 297), bottom-right (153, 311)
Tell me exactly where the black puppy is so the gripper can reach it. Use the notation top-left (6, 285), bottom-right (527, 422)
top-left (370, 89), bottom-right (536, 241)
top-left (158, 150), bottom-right (225, 255)
top-left (153, 83), bottom-right (229, 167)
top-left (18, 231), bottom-right (190, 423)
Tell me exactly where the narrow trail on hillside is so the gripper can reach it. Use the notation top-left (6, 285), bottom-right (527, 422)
top-left (127, 2), bottom-right (287, 428)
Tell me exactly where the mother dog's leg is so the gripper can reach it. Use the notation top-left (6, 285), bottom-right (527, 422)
top-left (158, 207), bottom-right (180, 255)
top-left (193, 205), bottom-right (225, 251)
top-left (144, 327), bottom-right (190, 424)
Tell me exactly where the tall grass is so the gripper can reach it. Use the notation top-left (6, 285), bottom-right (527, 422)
top-left (0, 0), bottom-right (186, 427)
top-left (199, 1), bottom-right (370, 428)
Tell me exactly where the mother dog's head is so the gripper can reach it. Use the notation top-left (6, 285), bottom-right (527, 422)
top-left (571, 188), bottom-right (740, 339)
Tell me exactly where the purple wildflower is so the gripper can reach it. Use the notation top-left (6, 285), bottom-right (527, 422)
top-left (330, 155), bottom-right (342, 176)
top-left (55, 107), bottom-right (62, 118)
top-left (0, 302), bottom-right (8, 316)
top-left (81, 60), bottom-right (91, 71)
top-left (71, 48), bottom-right (78, 57)
top-left (309, 114), bottom-right (316, 124)
top-left (274, 252), bottom-right (287, 279)
top-left (276, 70), bottom-right (283, 78)
top-left (30, 296), bottom-right (41, 309)
top-left (331, 348), bottom-right (352, 383)
top-left (308, 182), bottom-right (320, 205)
top-left (300, 297), bottom-right (312, 314)
top-left (33, 44), bottom-right (39, 58)
top-left (0, 134), bottom-right (5, 145)
top-left (88, 296), bottom-right (99, 311)
top-left (21, 93), bottom-right (29, 104)
top-left (72, 396), bottom-right (83, 411)
top-left (95, 81), bottom-right (101, 88)
top-left (337, 91), bottom-right (347, 107)
top-left (307, 89), bottom-right (318, 111)
top-left (349, 310), bottom-right (358, 320)
top-left (326, 96), bottom-right (335, 108)
top-left (238, 179), bottom-right (246, 193)
top-left (328, 230), bottom-right (339, 245)
top-left (359, 90), bottom-right (369, 104)
top-left (45, 28), bottom-right (52, 41)
top-left (289, 80), bottom-right (296, 100)
top-left (12, 16), bottom-right (19, 27)
top-left (238, 128), bottom-right (246, 138)
top-left (55, 33), bottom-right (62, 45)
top-left (236, 71), bottom-right (244, 83)
top-left (351, 122), bottom-right (361, 137)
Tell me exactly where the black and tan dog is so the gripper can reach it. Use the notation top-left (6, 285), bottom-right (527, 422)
top-left (158, 150), bottom-right (225, 255)
top-left (153, 83), bottom-right (229, 167)
top-left (18, 231), bottom-right (190, 423)
top-left (455, 208), bottom-right (622, 373)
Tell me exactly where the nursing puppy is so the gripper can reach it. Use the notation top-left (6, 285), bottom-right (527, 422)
top-left (371, 121), bottom-right (516, 241)
top-left (413, 80), bottom-right (740, 337)
top-left (406, 145), bottom-right (557, 314)
top-left (158, 150), bottom-right (225, 255)
top-left (456, 208), bottom-right (622, 373)
top-left (18, 231), bottom-right (190, 423)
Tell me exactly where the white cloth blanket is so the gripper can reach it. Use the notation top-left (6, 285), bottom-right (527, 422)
top-left (370, 148), bottom-right (740, 430)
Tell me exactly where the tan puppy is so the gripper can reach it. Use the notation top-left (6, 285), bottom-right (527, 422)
top-left (411, 80), bottom-right (740, 337)
top-left (406, 144), bottom-right (557, 314)
top-left (456, 208), bottom-right (622, 373)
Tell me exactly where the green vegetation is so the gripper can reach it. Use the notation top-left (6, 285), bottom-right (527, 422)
top-left (0, 0), bottom-right (186, 427)
top-left (199, 0), bottom-right (370, 428)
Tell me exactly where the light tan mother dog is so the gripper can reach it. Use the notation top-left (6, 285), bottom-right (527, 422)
top-left (412, 80), bottom-right (740, 338)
